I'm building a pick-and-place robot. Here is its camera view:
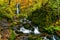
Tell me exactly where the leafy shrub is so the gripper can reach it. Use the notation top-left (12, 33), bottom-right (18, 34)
top-left (28, 0), bottom-right (59, 27)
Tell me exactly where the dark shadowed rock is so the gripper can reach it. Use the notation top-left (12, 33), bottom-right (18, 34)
top-left (0, 19), bottom-right (11, 27)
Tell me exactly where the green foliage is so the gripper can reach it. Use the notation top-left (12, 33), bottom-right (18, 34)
top-left (0, 2), bottom-right (17, 22)
top-left (54, 26), bottom-right (60, 30)
top-left (28, 35), bottom-right (43, 40)
top-left (9, 30), bottom-right (16, 40)
top-left (24, 24), bottom-right (31, 29)
top-left (0, 5), bottom-right (14, 20)
top-left (44, 25), bottom-right (54, 34)
top-left (44, 25), bottom-right (60, 34)
top-left (0, 0), bottom-right (60, 39)
top-left (36, 37), bottom-right (42, 40)
top-left (0, 0), bottom-right (4, 5)
top-left (28, 0), bottom-right (60, 27)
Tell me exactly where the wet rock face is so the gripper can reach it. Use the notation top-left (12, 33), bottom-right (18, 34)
top-left (0, 19), bottom-right (11, 27)
top-left (19, 18), bottom-right (32, 24)
top-left (19, 18), bottom-right (32, 29)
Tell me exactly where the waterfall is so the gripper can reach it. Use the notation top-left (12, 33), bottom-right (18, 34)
top-left (52, 35), bottom-right (56, 40)
top-left (34, 26), bottom-right (41, 34)
top-left (19, 27), bottom-right (32, 34)
top-left (16, 3), bottom-right (20, 14)
top-left (43, 37), bottom-right (49, 40)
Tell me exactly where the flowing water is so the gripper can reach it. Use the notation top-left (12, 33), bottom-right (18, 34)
top-left (14, 18), bottom-right (60, 40)
top-left (51, 35), bottom-right (60, 40)
top-left (33, 26), bottom-right (41, 34)
top-left (52, 35), bottom-right (56, 40)
top-left (43, 36), bottom-right (49, 40)
top-left (47, 35), bottom-right (60, 40)
top-left (15, 26), bottom-right (60, 40)
top-left (19, 27), bottom-right (32, 34)
top-left (16, 3), bottom-right (20, 14)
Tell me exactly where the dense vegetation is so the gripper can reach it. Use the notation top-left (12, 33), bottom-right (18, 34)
top-left (0, 0), bottom-right (60, 40)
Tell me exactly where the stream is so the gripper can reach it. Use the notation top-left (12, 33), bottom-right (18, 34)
top-left (13, 18), bottom-right (60, 40)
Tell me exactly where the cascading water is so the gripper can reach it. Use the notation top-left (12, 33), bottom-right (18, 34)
top-left (16, 3), bottom-right (20, 14)
top-left (43, 36), bottom-right (49, 40)
top-left (15, 18), bottom-right (60, 40)
top-left (18, 27), bottom-right (32, 34)
top-left (19, 18), bottom-right (40, 34)
top-left (46, 35), bottom-right (60, 40)
top-left (33, 26), bottom-right (41, 34)
top-left (52, 35), bottom-right (56, 40)
top-left (54, 36), bottom-right (60, 40)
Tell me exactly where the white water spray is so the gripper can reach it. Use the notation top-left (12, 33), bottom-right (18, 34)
top-left (43, 37), bottom-right (49, 40)
top-left (52, 35), bottom-right (56, 40)
top-left (34, 26), bottom-right (40, 34)
top-left (16, 3), bottom-right (20, 14)
top-left (19, 27), bottom-right (32, 34)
